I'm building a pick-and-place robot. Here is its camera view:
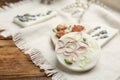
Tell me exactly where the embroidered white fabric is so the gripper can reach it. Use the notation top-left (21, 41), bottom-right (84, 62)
top-left (0, 0), bottom-right (120, 80)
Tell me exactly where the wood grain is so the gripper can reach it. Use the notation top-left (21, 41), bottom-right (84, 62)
top-left (0, 35), bottom-right (13, 40)
top-left (0, 38), bottom-right (51, 80)
top-left (0, 0), bottom-right (21, 6)
top-left (0, 40), bottom-right (16, 47)
top-left (0, 47), bottom-right (46, 78)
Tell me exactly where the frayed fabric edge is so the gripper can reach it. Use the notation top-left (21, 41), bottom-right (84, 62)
top-left (13, 32), bottom-right (67, 80)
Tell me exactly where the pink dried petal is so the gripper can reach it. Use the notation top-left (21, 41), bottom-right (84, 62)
top-left (72, 53), bottom-right (78, 62)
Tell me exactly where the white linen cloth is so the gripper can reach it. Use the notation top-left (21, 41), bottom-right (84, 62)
top-left (0, 0), bottom-right (120, 80)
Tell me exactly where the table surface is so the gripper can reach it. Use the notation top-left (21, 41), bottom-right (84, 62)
top-left (0, 0), bottom-right (51, 80)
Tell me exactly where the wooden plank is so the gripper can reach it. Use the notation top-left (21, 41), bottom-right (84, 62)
top-left (2, 0), bottom-right (21, 3)
top-left (0, 0), bottom-right (21, 5)
top-left (0, 35), bottom-right (12, 40)
top-left (0, 0), bottom-right (5, 6)
top-left (0, 29), bottom-right (12, 40)
top-left (0, 46), bottom-right (47, 79)
top-left (0, 40), bottom-right (16, 47)
top-left (1, 77), bottom-right (51, 80)
top-left (0, 37), bottom-right (51, 80)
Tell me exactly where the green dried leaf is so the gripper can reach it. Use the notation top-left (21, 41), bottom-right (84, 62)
top-left (53, 28), bottom-right (58, 33)
top-left (64, 58), bottom-right (73, 65)
top-left (68, 25), bottom-right (72, 30)
top-left (83, 38), bottom-right (86, 42)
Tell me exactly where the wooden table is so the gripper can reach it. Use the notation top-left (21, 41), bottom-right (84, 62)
top-left (0, 0), bottom-right (51, 80)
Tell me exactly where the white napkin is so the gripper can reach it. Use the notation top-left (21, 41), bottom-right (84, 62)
top-left (0, 0), bottom-right (120, 80)
top-left (13, 3), bottom-right (120, 80)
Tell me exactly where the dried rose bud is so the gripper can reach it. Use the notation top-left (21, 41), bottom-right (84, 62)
top-left (57, 24), bottom-right (67, 31)
top-left (72, 25), bottom-right (84, 32)
top-left (56, 30), bottom-right (68, 38)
